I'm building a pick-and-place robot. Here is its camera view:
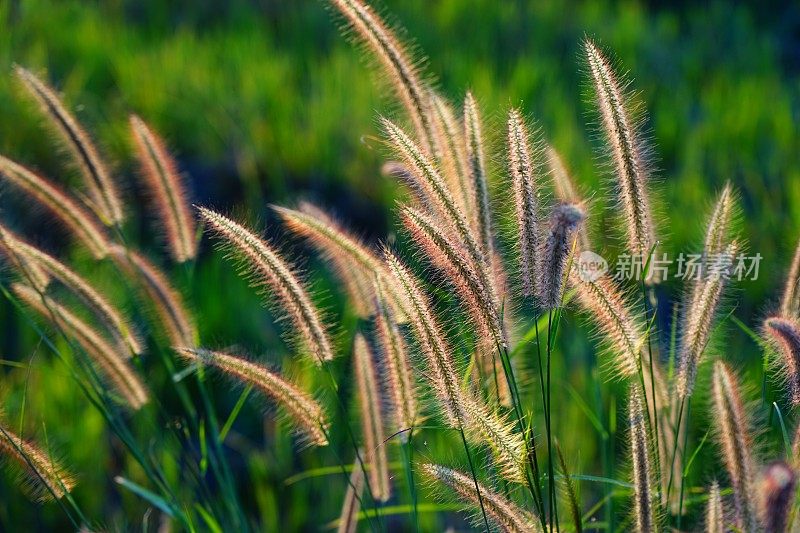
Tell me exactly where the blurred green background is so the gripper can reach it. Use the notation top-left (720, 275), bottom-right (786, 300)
top-left (0, 0), bottom-right (798, 530)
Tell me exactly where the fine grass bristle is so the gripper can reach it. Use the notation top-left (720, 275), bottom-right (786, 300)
top-left (198, 207), bottom-right (333, 364)
top-left (758, 461), bottom-right (796, 533)
top-left (373, 280), bottom-right (417, 438)
top-left (780, 237), bottom-right (800, 318)
top-left (0, 231), bottom-right (50, 291)
top-left (400, 205), bottom-right (504, 346)
top-left (352, 333), bottom-right (391, 501)
top-left (176, 348), bottom-right (329, 447)
top-left (573, 273), bottom-right (644, 376)
top-left (583, 40), bottom-right (655, 266)
top-left (13, 283), bottom-right (149, 410)
top-left (109, 246), bottom-right (196, 348)
top-left (536, 203), bottom-right (585, 309)
top-left (430, 93), bottom-right (473, 216)
top-left (328, 0), bottom-right (436, 154)
top-left (0, 422), bottom-right (76, 502)
top-left (14, 66), bottom-right (123, 225)
top-left (711, 360), bottom-right (757, 532)
top-left (0, 155), bottom-right (110, 259)
top-left (422, 463), bottom-right (542, 533)
top-left (1, 227), bottom-right (143, 356)
top-left (705, 481), bottom-right (724, 533)
top-left (129, 115), bottom-right (197, 263)
top-left (546, 144), bottom-right (592, 253)
top-left (507, 108), bottom-right (539, 299)
top-left (336, 457), bottom-right (365, 533)
top-left (676, 241), bottom-right (738, 399)
top-left (628, 385), bottom-right (657, 533)
top-left (763, 316), bottom-right (800, 406)
top-left (463, 92), bottom-right (495, 259)
top-left (384, 250), bottom-right (462, 425)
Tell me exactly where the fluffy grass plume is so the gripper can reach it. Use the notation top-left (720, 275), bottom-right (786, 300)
top-left (14, 66), bottom-right (123, 225)
top-left (628, 385), bottom-right (658, 533)
top-left (273, 202), bottom-right (403, 319)
top-left (781, 237), bottom-right (800, 318)
top-left (676, 241), bottom-right (738, 399)
top-left (757, 461), bottom-right (796, 533)
top-left (129, 115), bottom-right (197, 262)
top-left (400, 205), bottom-right (504, 345)
top-left (0, 155), bottom-right (109, 259)
top-left (110, 246), bottom-right (196, 348)
top-left (1, 227), bottom-right (142, 355)
top-left (711, 360), bottom-right (757, 532)
top-left (384, 250), bottom-right (461, 425)
top-left (373, 280), bottom-right (417, 438)
top-left (536, 203), bottom-right (585, 309)
top-left (546, 144), bottom-right (592, 253)
top-left (705, 481), bottom-right (724, 533)
top-left (507, 108), bottom-right (540, 299)
top-left (422, 463), bottom-right (542, 533)
top-left (583, 40), bottom-right (655, 265)
top-left (176, 348), bottom-right (329, 447)
top-left (198, 207), bottom-right (333, 364)
top-left (430, 94), bottom-right (473, 216)
top-left (336, 457), bottom-right (365, 533)
top-left (352, 333), bottom-right (391, 501)
top-left (463, 92), bottom-right (495, 259)
top-left (573, 273), bottom-right (644, 376)
top-left (0, 230), bottom-right (50, 291)
top-left (328, 0), bottom-right (436, 154)
top-left (13, 283), bottom-right (149, 410)
top-left (763, 316), bottom-right (800, 405)
top-left (0, 421), bottom-right (76, 502)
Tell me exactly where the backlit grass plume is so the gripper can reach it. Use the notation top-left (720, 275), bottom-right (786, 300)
top-left (705, 481), bottom-right (724, 533)
top-left (507, 108), bottom-right (539, 298)
top-left (763, 316), bottom-right (800, 406)
top-left (373, 280), bottom-right (417, 437)
top-left (15, 66), bottom-right (123, 225)
top-left (676, 241), bottom-right (738, 399)
top-left (400, 205), bottom-right (503, 345)
top-left (757, 461), bottom-right (796, 533)
top-left (584, 40), bottom-right (655, 265)
top-left (422, 463), bottom-right (542, 533)
top-left (13, 283), bottom-right (149, 410)
top-left (0, 155), bottom-right (109, 259)
top-left (781, 237), bottom-right (800, 318)
top-left (336, 458), bottom-right (365, 533)
top-left (711, 360), bottom-right (757, 532)
top-left (198, 207), bottom-right (333, 364)
top-left (176, 348), bottom-right (329, 447)
top-left (430, 94), bottom-right (472, 215)
top-left (0, 421), bottom-right (76, 502)
top-left (463, 92), bottom-right (495, 259)
top-left (547, 144), bottom-right (592, 254)
top-left (353, 333), bottom-right (391, 501)
top-left (1, 227), bottom-right (142, 355)
top-left (329, 0), bottom-right (436, 154)
top-left (573, 273), bottom-right (644, 376)
top-left (536, 203), bottom-right (585, 309)
top-left (110, 246), bottom-right (196, 348)
top-left (628, 385), bottom-right (658, 533)
top-left (129, 115), bottom-right (197, 262)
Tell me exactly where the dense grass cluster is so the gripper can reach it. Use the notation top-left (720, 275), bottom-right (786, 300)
top-left (0, 1), bottom-right (799, 531)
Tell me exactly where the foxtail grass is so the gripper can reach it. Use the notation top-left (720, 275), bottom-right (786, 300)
top-left (781, 238), bottom-right (800, 318)
top-left (0, 155), bottom-right (109, 259)
top-left (758, 461), bottom-right (796, 533)
top-left (430, 94), bottom-right (473, 216)
top-left (15, 66), bottom-right (123, 225)
top-left (336, 458), bottom-right (365, 533)
top-left (546, 145), bottom-right (592, 254)
top-left (463, 92), bottom-right (495, 259)
top-left (536, 203), bottom-right (584, 309)
top-left (583, 40), bottom-right (655, 265)
top-left (763, 316), bottom-right (800, 406)
top-left (0, 421), bottom-right (76, 502)
top-left (129, 115), bottom-right (197, 262)
top-left (175, 348), bottom-right (329, 447)
top-left (353, 333), bottom-right (391, 501)
top-left (628, 385), bottom-right (658, 533)
top-left (13, 283), bottom-right (149, 410)
top-left (422, 463), bottom-right (542, 533)
top-left (705, 481), bottom-right (724, 533)
top-left (198, 207), bottom-right (333, 364)
top-left (711, 360), bottom-right (757, 532)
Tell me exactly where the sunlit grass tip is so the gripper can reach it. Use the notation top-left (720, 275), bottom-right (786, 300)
top-left (763, 316), bottom-right (800, 406)
top-left (537, 203), bottom-right (585, 309)
top-left (627, 384), bottom-right (657, 533)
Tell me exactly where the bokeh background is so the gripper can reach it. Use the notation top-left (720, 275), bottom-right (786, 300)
top-left (0, 0), bottom-right (799, 530)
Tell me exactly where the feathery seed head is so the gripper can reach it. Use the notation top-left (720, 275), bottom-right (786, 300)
top-left (537, 203), bottom-right (585, 309)
top-left (757, 461), bottom-right (796, 533)
top-left (336, 457), bottom-right (365, 533)
top-left (176, 347), bottom-right (329, 446)
top-left (628, 385), bottom-right (657, 533)
top-left (763, 316), bottom-right (800, 406)
top-left (198, 207), bottom-right (333, 364)
top-left (463, 92), bottom-right (495, 259)
top-left (15, 66), bottom-right (123, 224)
top-left (546, 144), bottom-right (593, 253)
top-left (705, 481), bottom-right (725, 533)
top-left (130, 115), bottom-right (197, 262)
